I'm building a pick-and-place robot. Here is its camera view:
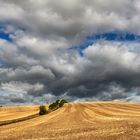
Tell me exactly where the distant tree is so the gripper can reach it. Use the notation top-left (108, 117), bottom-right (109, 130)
top-left (59, 99), bottom-right (67, 107)
top-left (55, 99), bottom-right (60, 104)
top-left (49, 100), bottom-right (59, 110)
top-left (48, 99), bottom-right (68, 111)
top-left (39, 105), bottom-right (47, 115)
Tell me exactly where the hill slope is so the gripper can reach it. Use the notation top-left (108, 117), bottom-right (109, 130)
top-left (0, 105), bottom-right (39, 123)
top-left (0, 102), bottom-right (140, 140)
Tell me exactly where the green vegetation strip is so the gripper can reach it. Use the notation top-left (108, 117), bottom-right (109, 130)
top-left (39, 99), bottom-right (67, 115)
top-left (0, 113), bottom-right (39, 126)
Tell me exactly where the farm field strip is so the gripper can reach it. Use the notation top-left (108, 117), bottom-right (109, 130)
top-left (0, 102), bottom-right (140, 140)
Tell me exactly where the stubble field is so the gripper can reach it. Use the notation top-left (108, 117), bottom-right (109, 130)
top-left (0, 102), bottom-right (140, 140)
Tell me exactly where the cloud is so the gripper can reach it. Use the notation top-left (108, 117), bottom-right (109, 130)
top-left (1, 0), bottom-right (140, 40)
top-left (0, 0), bottom-right (140, 105)
top-left (1, 81), bottom-right (44, 93)
top-left (58, 42), bottom-right (140, 99)
top-left (0, 39), bottom-right (39, 67)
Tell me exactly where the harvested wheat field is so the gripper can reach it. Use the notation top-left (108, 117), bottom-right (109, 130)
top-left (0, 105), bottom-right (40, 126)
top-left (0, 102), bottom-right (140, 140)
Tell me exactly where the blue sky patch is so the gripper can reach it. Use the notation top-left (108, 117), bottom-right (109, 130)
top-left (69, 32), bottom-right (140, 56)
top-left (0, 29), bottom-right (12, 42)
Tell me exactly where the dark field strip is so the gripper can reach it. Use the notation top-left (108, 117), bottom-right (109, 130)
top-left (0, 113), bottom-right (39, 126)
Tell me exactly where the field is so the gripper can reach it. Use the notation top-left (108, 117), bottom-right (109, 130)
top-left (0, 102), bottom-right (140, 140)
top-left (0, 105), bottom-right (40, 126)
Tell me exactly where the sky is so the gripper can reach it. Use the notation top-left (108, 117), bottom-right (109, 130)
top-left (0, 0), bottom-right (140, 105)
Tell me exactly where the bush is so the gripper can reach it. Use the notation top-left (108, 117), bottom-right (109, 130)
top-left (48, 100), bottom-right (60, 110)
top-left (59, 99), bottom-right (67, 107)
top-left (55, 99), bottom-right (60, 104)
top-left (48, 99), bottom-right (68, 112)
top-left (39, 105), bottom-right (47, 115)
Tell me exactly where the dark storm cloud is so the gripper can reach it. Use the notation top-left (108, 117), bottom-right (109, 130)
top-left (47, 42), bottom-right (140, 100)
top-left (0, 0), bottom-right (140, 105)
top-left (1, 40), bottom-right (140, 105)
top-left (10, 98), bottom-right (26, 103)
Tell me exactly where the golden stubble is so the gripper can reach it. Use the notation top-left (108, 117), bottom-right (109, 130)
top-left (0, 102), bottom-right (140, 140)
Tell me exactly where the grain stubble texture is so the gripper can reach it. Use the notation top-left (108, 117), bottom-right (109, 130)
top-left (0, 102), bottom-right (140, 140)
